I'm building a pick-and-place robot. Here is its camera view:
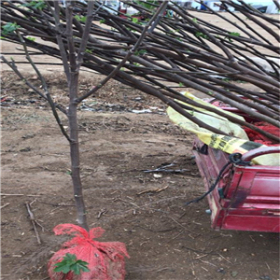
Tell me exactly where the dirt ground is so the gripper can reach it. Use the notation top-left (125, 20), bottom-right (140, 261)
top-left (1, 12), bottom-right (280, 280)
top-left (1, 71), bottom-right (280, 280)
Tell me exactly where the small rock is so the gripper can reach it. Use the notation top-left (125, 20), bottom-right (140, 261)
top-left (22, 134), bottom-right (35, 140)
top-left (20, 147), bottom-right (31, 152)
top-left (260, 276), bottom-right (272, 280)
top-left (217, 267), bottom-right (225, 273)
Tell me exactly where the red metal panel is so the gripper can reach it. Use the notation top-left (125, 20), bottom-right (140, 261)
top-left (193, 138), bottom-right (280, 232)
top-left (222, 215), bottom-right (280, 232)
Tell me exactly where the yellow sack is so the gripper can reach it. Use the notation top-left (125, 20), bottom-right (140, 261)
top-left (167, 93), bottom-right (279, 166)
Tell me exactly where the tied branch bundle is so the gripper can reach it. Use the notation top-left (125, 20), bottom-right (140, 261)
top-left (1, 0), bottom-right (279, 142)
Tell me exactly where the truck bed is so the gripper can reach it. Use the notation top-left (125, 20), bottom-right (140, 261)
top-left (193, 139), bottom-right (280, 232)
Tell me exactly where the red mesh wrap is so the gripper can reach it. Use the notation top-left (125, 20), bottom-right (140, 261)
top-left (48, 224), bottom-right (129, 280)
top-left (243, 122), bottom-right (280, 145)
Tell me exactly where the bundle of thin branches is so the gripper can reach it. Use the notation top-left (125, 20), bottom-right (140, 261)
top-left (1, 0), bottom-right (279, 142)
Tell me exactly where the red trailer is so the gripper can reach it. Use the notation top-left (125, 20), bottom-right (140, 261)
top-left (192, 101), bottom-right (280, 232)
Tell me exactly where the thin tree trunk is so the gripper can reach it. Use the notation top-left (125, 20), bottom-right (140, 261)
top-left (68, 72), bottom-right (88, 231)
top-left (65, 0), bottom-right (91, 231)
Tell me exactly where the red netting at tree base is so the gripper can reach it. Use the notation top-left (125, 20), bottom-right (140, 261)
top-left (243, 122), bottom-right (280, 145)
top-left (48, 224), bottom-right (130, 280)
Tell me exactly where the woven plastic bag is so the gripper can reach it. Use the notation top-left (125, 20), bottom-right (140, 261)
top-left (48, 224), bottom-right (129, 280)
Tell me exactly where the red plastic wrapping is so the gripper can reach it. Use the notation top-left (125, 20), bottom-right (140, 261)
top-left (48, 224), bottom-right (129, 280)
top-left (243, 122), bottom-right (280, 145)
